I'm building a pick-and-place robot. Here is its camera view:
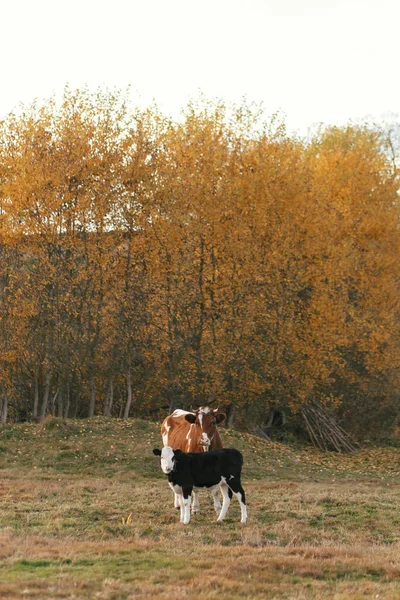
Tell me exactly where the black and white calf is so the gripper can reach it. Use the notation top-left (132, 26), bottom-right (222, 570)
top-left (152, 446), bottom-right (247, 525)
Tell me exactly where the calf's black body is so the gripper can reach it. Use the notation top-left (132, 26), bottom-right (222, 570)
top-left (153, 446), bottom-right (247, 525)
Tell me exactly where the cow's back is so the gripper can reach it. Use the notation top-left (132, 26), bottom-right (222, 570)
top-left (161, 410), bottom-right (191, 451)
top-left (187, 448), bottom-right (243, 488)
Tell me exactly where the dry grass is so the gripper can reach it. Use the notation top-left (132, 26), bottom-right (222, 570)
top-left (1, 418), bottom-right (400, 598)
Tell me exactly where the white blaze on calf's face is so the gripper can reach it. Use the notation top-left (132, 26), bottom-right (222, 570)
top-left (160, 446), bottom-right (175, 474)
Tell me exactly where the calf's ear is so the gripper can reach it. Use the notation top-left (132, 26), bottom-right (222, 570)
top-left (153, 448), bottom-right (162, 456)
top-left (185, 413), bottom-right (196, 423)
top-left (215, 412), bottom-right (226, 425)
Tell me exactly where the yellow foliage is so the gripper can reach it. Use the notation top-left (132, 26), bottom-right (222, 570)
top-left (0, 90), bottom-right (399, 431)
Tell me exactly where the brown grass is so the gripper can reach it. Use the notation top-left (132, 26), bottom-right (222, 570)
top-left (1, 419), bottom-right (400, 598)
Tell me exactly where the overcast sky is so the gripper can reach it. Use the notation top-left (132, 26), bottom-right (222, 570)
top-left (1, 0), bottom-right (399, 135)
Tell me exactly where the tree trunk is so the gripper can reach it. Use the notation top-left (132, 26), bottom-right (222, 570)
top-left (50, 387), bottom-right (60, 416)
top-left (123, 367), bottom-right (132, 419)
top-left (226, 403), bottom-right (236, 428)
top-left (57, 387), bottom-right (63, 417)
top-left (40, 372), bottom-right (52, 420)
top-left (33, 368), bottom-right (39, 419)
top-left (64, 381), bottom-right (71, 419)
top-left (226, 375), bottom-right (237, 428)
top-left (72, 389), bottom-right (79, 418)
top-left (108, 378), bottom-right (114, 416)
top-left (103, 377), bottom-right (113, 417)
top-left (194, 235), bottom-right (205, 387)
top-left (1, 389), bottom-right (8, 425)
top-left (89, 375), bottom-right (96, 417)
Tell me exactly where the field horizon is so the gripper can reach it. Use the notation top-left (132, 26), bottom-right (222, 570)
top-left (1, 416), bottom-right (400, 599)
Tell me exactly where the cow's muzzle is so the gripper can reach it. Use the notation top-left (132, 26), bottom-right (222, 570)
top-left (198, 439), bottom-right (210, 447)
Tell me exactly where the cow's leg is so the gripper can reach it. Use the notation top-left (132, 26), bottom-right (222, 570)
top-left (216, 482), bottom-right (231, 522)
top-left (169, 482), bottom-right (180, 510)
top-left (171, 485), bottom-right (185, 523)
top-left (191, 489), bottom-right (200, 514)
top-left (182, 486), bottom-right (192, 525)
top-left (228, 480), bottom-right (247, 524)
top-left (211, 485), bottom-right (222, 515)
top-left (178, 493), bottom-right (185, 523)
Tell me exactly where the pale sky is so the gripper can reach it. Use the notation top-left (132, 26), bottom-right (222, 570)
top-left (1, 0), bottom-right (399, 135)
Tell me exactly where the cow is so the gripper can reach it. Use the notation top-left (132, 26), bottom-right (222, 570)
top-left (153, 446), bottom-right (247, 525)
top-left (161, 406), bottom-right (226, 452)
top-left (161, 406), bottom-right (226, 514)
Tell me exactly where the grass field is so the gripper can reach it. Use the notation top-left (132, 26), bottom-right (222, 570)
top-left (1, 417), bottom-right (400, 599)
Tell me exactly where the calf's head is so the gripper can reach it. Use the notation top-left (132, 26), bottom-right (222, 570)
top-left (153, 446), bottom-right (182, 474)
top-left (184, 406), bottom-right (226, 449)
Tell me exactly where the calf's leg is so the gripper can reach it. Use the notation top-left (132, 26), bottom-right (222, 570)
top-left (216, 482), bottom-right (231, 522)
top-left (228, 480), bottom-right (247, 524)
top-left (211, 485), bottom-right (222, 515)
top-left (181, 486), bottom-right (192, 525)
top-left (191, 490), bottom-right (200, 514)
top-left (168, 482), bottom-right (180, 510)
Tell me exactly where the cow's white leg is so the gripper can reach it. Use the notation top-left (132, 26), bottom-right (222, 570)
top-left (211, 485), bottom-right (222, 515)
top-left (171, 484), bottom-right (185, 523)
top-left (232, 490), bottom-right (248, 524)
top-left (191, 490), bottom-right (200, 514)
top-left (169, 482), bottom-right (180, 510)
top-left (179, 494), bottom-right (185, 523)
top-left (175, 487), bottom-right (192, 524)
top-left (176, 493), bottom-right (187, 523)
top-left (182, 494), bottom-right (191, 525)
top-left (217, 483), bottom-right (231, 522)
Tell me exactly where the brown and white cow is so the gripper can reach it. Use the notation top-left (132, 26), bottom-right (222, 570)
top-left (161, 406), bottom-right (226, 513)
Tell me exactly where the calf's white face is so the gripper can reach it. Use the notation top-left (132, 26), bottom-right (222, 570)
top-left (160, 446), bottom-right (175, 474)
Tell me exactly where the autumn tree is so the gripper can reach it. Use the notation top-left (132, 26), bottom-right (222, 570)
top-left (1, 90), bottom-right (399, 441)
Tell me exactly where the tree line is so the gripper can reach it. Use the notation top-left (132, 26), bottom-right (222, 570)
top-left (0, 88), bottom-right (399, 439)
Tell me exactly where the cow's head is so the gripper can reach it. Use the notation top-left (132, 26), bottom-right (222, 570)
top-left (153, 446), bottom-right (183, 474)
top-left (184, 406), bottom-right (226, 450)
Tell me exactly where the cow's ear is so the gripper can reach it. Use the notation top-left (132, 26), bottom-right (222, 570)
top-left (215, 412), bottom-right (226, 425)
top-left (153, 448), bottom-right (162, 456)
top-left (185, 413), bottom-right (196, 423)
